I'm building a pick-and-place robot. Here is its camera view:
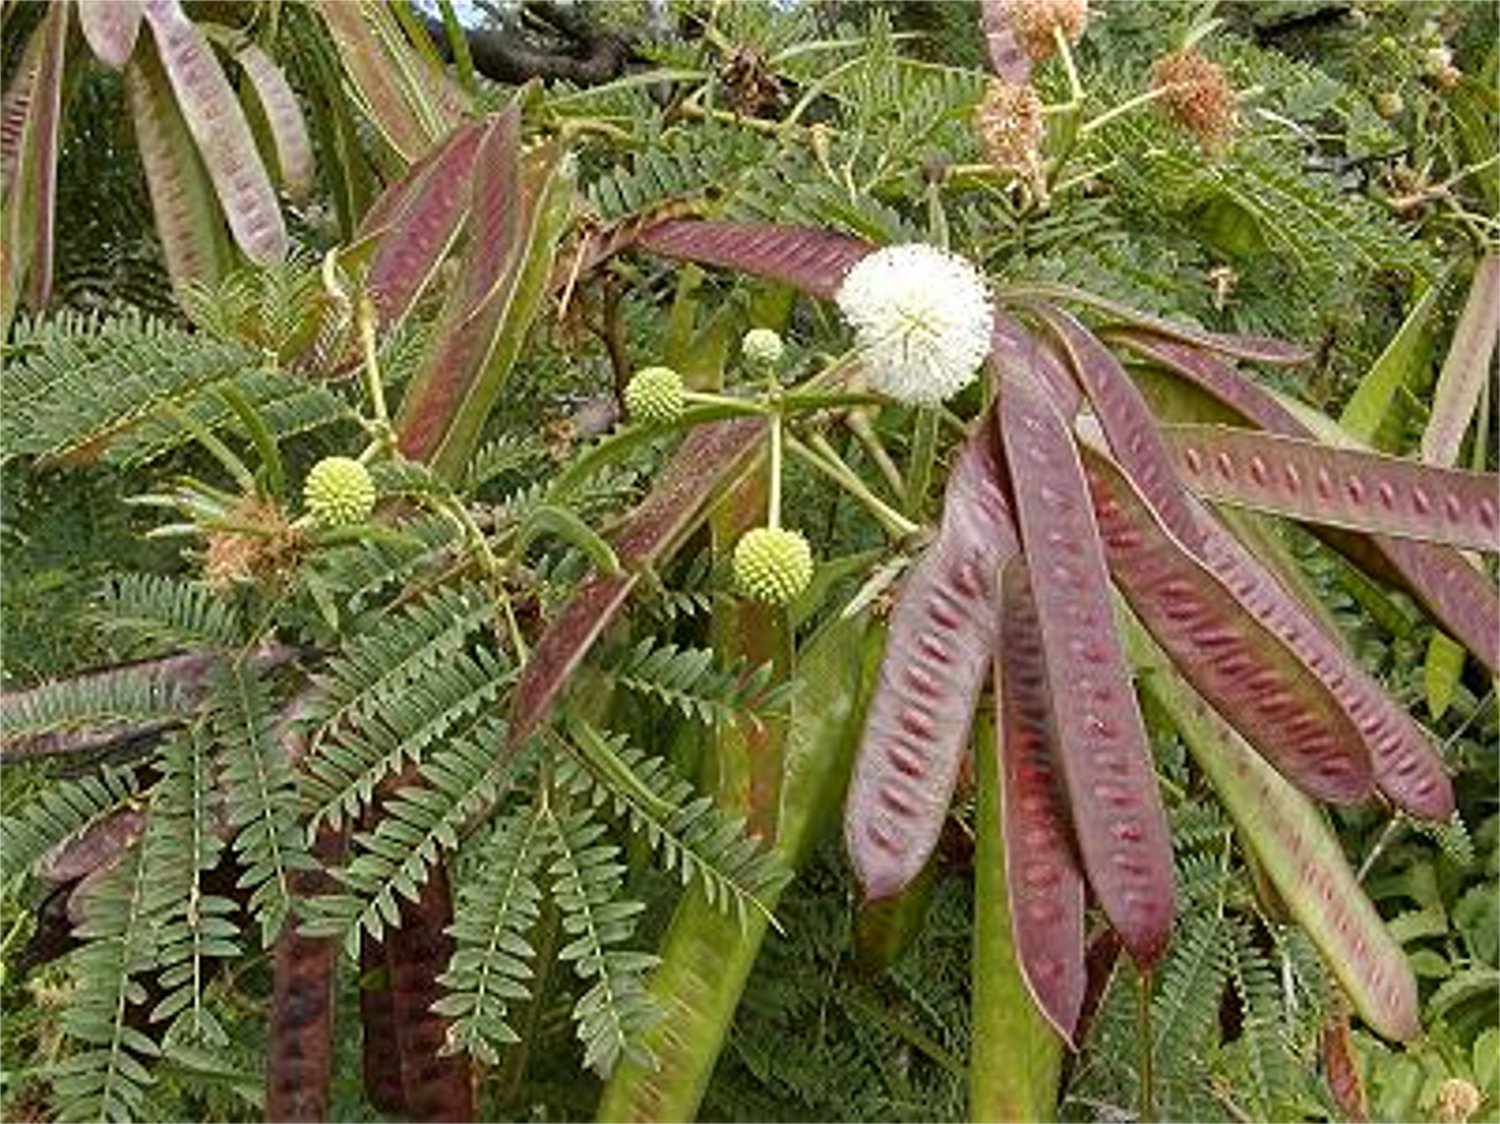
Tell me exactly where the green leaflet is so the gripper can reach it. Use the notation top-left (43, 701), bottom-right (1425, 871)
top-left (1338, 275), bottom-right (1443, 448)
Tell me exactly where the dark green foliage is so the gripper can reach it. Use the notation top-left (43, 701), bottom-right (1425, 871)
top-left (303, 717), bottom-right (531, 953)
top-left (1, 310), bottom-right (259, 463)
top-left (95, 573), bottom-right (242, 652)
top-left (299, 645), bottom-right (512, 830)
top-left (3, 2), bottom-right (1495, 1121)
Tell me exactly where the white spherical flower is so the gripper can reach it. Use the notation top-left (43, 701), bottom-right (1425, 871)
top-left (835, 244), bottom-right (994, 406)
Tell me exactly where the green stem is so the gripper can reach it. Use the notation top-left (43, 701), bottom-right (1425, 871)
top-left (356, 296), bottom-right (396, 458)
top-left (1138, 969), bottom-right (1156, 1124)
top-left (767, 413), bottom-right (784, 529)
top-left (1077, 84), bottom-right (1174, 138)
top-left (906, 407), bottom-right (940, 519)
top-left (845, 409), bottom-right (909, 504)
top-left (436, 0), bottom-right (479, 98)
top-left (787, 434), bottom-right (921, 540)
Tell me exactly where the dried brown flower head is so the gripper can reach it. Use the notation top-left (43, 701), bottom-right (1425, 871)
top-left (1151, 49), bottom-right (1237, 151)
top-left (1008, 0), bottom-right (1089, 63)
top-left (974, 79), bottom-right (1046, 185)
top-left (1437, 1079), bottom-right (1482, 1124)
top-left (204, 495), bottom-right (301, 592)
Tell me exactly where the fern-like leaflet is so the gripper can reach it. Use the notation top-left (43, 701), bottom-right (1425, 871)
top-left (95, 573), bottom-right (242, 651)
top-left (147, 727), bottom-right (239, 1049)
top-left (300, 582), bottom-right (494, 749)
top-left (558, 719), bottom-right (789, 924)
top-left (2, 765), bottom-right (140, 881)
top-left (300, 644), bottom-right (512, 831)
top-left (53, 838), bottom-right (161, 1122)
top-left (302, 717), bottom-right (534, 954)
top-left (211, 662), bottom-right (311, 944)
top-left (543, 806), bottom-right (660, 1077)
top-left (606, 636), bottom-right (788, 728)
top-left (433, 805), bottom-right (549, 1064)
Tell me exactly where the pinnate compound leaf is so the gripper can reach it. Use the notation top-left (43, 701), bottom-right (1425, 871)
top-left (995, 360), bottom-right (1174, 966)
top-left (844, 417), bottom-right (1018, 902)
top-left (994, 561), bottom-right (1086, 1042)
top-left (1132, 624), bottom-right (1420, 1042)
top-left (142, 0), bottom-right (286, 264)
top-left (1162, 423), bottom-right (1500, 553)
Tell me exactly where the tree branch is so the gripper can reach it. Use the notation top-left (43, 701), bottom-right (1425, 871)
top-left (422, 3), bottom-right (635, 87)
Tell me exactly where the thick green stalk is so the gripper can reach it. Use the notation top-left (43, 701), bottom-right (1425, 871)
top-left (970, 715), bottom-right (1064, 1123)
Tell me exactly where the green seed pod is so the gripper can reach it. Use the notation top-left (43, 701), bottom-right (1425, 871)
top-left (733, 526), bottom-right (814, 605)
top-left (625, 366), bottom-right (686, 424)
top-left (303, 456), bottom-right (376, 527)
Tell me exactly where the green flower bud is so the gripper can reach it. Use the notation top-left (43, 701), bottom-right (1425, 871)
top-left (741, 327), bottom-right (785, 370)
top-left (733, 527), bottom-right (814, 605)
top-left (303, 456), bottom-right (376, 527)
top-left (625, 366), bottom-right (686, 424)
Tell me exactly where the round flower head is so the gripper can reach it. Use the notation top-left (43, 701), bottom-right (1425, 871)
top-left (625, 366), bottom-right (685, 424)
top-left (303, 457), bottom-right (376, 528)
top-left (1152, 49), bottom-right (1236, 151)
top-left (733, 527), bottom-right (814, 605)
top-left (1008, 0), bottom-right (1089, 62)
top-left (835, 244), bottom-right (994, 406)
top-left (741, 327), bottom-right (785, 370)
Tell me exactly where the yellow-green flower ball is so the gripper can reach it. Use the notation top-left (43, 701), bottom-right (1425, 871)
top-left (742, 327), bottom-right (785, 370)
top-left (733, 527), bottom-right (814, 605)
top-left (625, 366), bottom-right (685, 424)
top-left (303, 456), bottom-right (376, 527)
